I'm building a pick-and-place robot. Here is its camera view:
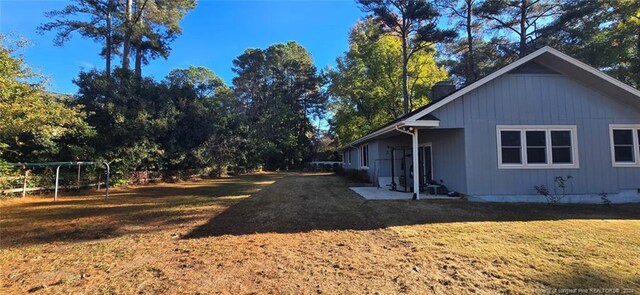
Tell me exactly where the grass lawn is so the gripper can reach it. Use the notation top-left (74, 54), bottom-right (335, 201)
top-left (1, 173), bottom-right (638, 294)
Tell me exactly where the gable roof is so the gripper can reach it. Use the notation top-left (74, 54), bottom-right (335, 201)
top-left (342, 46), bottom-right (640, 150)
top-left (405, 46), bottom-right (640, 122)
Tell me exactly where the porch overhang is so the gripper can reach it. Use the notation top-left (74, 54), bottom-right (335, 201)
top-left (340, 118), bottom-right (439, 150)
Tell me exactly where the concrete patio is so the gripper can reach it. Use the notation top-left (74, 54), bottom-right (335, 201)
top-left (350, 187), bottom-right (461, 200)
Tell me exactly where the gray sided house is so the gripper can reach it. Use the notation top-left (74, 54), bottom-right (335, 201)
top-left (342, 47), bottom-right (640, 203)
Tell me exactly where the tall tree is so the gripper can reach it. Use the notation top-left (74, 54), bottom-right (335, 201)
top-left (477, 0), bottom-right (561, 57)
top-left (540, 0), bottom-right (640, 87)
top-left (166, 66), bottom-right (226, 99)
top-left (357, 0), bottom-right (456, 114)
top-left (328, 19), bottom-right (448, 145)
top-left (74, 69), bottom-right (169, 180)
top-left (127, 0), bottom-right (196, 78)
top-left (0, 34), bottom-right (92, 161)
top-left (163, 67), bottom-right (243, 176)
top-left (439, 0), bottom-right (481, 83)
top-left (441, 37), bottom-right (516, 85)
top-left (233, 42), bottom-right (326, 170)
top-left (38, 0), bottom-right (117, 78)
top-left (614, 0), bottom-right (640, 87)
top-left (123, 0), bottom-right (133, 71)
top-left (41, 0), bottom-right (196, 78)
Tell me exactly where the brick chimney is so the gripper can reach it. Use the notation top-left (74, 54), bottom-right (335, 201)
top-left (431, 81), bottom-right (457, 103)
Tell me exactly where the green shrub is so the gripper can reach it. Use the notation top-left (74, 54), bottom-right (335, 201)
top-left (332, 164), bottom-right (345, 175)
top-left (344, 169), bottom-right (370, 183)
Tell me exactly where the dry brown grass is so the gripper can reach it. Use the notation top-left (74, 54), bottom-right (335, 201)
top-left (0, 172), bottom-right (638, 294)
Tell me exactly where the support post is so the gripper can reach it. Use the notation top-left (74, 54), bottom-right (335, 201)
top-left (54, 165), bottom-right (61, 202)
top-left (412, 128), bottom-right (420, 200)
top-left (22, 169), bottom-right (29, 198)
top-left (77, 165), bottom-right (81, 190)
top-left (104, 162), bottom-right (110, 201)
top-left (390, 148), bottom-right (395, 191)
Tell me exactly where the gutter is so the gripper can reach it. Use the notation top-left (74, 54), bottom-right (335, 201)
top-left (340, 119), bottom-right (440, 151)
top-left (394, 125), bottom-right (413, 135)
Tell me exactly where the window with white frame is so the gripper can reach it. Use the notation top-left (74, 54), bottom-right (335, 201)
top-left (497, 126), bottom-right (579, 169)
top-left (360, 144), bottom-right (369, 168)
top-left (609, 124), bottom-right (640, 167)
top-left (344, 150), bottom-right (351, 164)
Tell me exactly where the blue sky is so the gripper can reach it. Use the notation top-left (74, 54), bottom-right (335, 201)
top-left (0, 0), bottom-right (365, 94)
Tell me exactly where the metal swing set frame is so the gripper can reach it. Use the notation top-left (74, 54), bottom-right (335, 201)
top-left (4, 162), bottom-right (110, 201)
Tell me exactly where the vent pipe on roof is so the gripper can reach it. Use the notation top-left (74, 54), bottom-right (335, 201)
top-left (431, 81), bottom-right (457, 103)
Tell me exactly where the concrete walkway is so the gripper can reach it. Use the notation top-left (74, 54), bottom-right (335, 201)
top-left (350, 187), bottom-right (461, 200)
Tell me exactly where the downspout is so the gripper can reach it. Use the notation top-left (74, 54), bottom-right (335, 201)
top-left (395, 125), bottom-right (420, 200)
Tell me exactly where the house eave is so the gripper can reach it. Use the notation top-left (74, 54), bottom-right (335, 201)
top-left (340, 120), bottom-right (440, 150)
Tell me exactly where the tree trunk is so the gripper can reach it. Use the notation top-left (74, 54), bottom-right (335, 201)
top-left (519, 0), bottom-right (528, 57)
top-left (134, 10), bottom-right (144, 79)
top-left (122, 0), bottom-right (133, 71)
top-left (401, 33), bottom-right (409, 114)
top-left (105, 0), bottom-right (112, 79)
top-left (637, 29), bottom-right (640, 59)
top-left (135, 43), bottom-right (142, 78)
top-left (466, 0), bottom-right (475, 84)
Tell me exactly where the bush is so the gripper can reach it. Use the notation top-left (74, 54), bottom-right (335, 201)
top-left (332, 164), bottom-right (345, 175)
top-left (599, 192), bottom-right (612, 206)
top-left (344, 169), bottom-right (370, 183)
top-left (534, 175), bottom-right (573, 204)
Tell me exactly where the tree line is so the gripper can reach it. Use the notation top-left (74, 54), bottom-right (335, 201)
top-left (1, 0), bottom-right (639, 183)
top-left (1, 35), bottom-right (325, 183)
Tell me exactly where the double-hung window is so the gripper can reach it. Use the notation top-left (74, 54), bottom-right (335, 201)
top-left (609, 124), bottom-right (640, 167)
top-left (497, 125), bottom-right (579, 169)
top-left (344, 150), bottom-right (351, 165)
top-left (360, 144), bottom-right (369, 168)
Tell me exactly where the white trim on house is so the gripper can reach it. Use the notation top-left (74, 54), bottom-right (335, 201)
top-left (343, 149), bottom-right (352, 165)
top-left (496, 125), bottom-right (580, 169)
top-left (419, 142), bottom-right (433, 182)
top-left (609, 124), bottom-right (640, 167)
top-left (406, 48), bottom-right (550, 122)
top-left (404, 120), bottom-right (440, 127)
top-left (544, 47), bottom-right (640, 99)
top-left (360, 144), bottom-right (369, 169)
top-left (342, 120), bottom-right (440, 149)
top-left (405, 46), bottom-right (640, 122)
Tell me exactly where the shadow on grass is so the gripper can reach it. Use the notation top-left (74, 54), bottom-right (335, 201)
top-left (184, 174), bottom-right (640, 239)
top-left (0, 174), bottom-right (284, 249)
top-left (532, 261), bottom-right (640, 291)
top-left (3, 172), bottom-right (639, 248)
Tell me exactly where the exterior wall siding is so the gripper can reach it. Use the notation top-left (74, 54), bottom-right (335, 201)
top-left (433, 73), bottom-right (640, 196)
top-left (342, 148), bottom-right (359, 170)
top-left (355, 129), bottom-right (467, 193)
top-left (419, 129), bottom-right (467, 193)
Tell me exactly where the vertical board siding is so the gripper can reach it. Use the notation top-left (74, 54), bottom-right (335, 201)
top-left (370, 135), bottom-right (411, 184)
top-left (446, 73), bottom-right (640, 195)
top-left (421, 129), bottom-right (467, 193)
top-left (363, 130), bottom-right (467, 193)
